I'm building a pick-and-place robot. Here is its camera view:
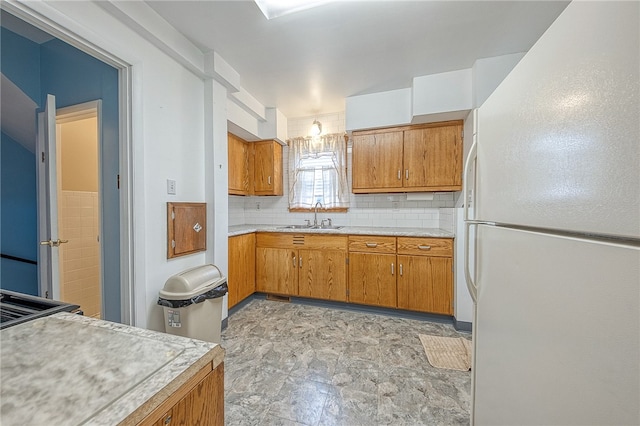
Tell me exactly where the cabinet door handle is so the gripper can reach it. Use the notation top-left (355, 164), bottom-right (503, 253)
top-left (391, 263), bottom-right (395, 275)
top-left (399, 264), bottom-right (403, 276)
top-left (365, 242), bottom-right (378, 248)
top-left (397, 170), bottom-right (401, 180)
top-left (164, 415), bottom-right (172, 424)
top-left (299, 257), bottom-right (303, 268)
top-left (268, 176), bottom-right (272, 185)
top-left (418, 245), bottom-right (431, 250)
top-left (293, 256), bottom-right (297, 267)
top-left (405, 169), bottom-right (409, 180)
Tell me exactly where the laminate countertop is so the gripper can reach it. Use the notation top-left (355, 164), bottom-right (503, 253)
top-left (229, 224), bottom-right (454, 238)
top-left (0, 312), bottom-right (224, 425)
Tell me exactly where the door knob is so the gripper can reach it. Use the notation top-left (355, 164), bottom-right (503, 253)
top-left (40, 239), bottom-right (69, 247)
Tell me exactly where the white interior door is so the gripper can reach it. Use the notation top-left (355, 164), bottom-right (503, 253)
top-left (37, 94), bottom-right (63, 300)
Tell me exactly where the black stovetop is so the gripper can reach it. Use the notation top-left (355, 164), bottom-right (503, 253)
top-left (0, 290), bottom-right (80, 329)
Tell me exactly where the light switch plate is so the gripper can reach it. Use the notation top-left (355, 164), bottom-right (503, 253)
top-left (167, 179), bottom-right (176, 195)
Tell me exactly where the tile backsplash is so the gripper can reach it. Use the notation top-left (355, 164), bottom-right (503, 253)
top-left (229, 112), bottom-right (459, 232)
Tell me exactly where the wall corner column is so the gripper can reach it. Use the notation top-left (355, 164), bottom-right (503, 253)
top-left (204, 78), bottom-right (229, 320)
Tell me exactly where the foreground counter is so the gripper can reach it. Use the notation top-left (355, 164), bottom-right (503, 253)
top-left (0, 312), bottom-right (224, 425)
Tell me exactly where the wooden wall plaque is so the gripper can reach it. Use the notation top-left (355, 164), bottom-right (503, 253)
top-left (167, 202), bottom-right (206, 258)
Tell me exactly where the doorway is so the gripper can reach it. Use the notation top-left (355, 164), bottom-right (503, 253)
top-left (1, 5), bottom-right (134, 324)
top-left (56, 102), bottom-right (102, 318)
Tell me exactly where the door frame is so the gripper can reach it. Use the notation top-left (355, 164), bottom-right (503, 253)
top-left (2, 2), bottom-right (136, 325)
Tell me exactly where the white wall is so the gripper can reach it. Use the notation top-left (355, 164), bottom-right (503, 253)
top-left (26, 1), bottom-right (216, 331)
top-left (346, 54), bottom-right (525, 131)
top-left (472, 52), bottom-right (525, 107)
top-left (412, 68), bottom-right (472, 117)
top-left (345, 88), bottom-right (412, 131)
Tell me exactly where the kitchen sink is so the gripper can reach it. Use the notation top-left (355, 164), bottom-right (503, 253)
top-left (277, 225), bottom-right (344, 230)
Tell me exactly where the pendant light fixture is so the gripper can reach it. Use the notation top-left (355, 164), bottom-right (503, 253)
top-left (310, 119), bottom-right (322, 136)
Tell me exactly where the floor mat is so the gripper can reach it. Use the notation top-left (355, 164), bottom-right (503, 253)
top-left (419, 334), bottom-right (472, 371)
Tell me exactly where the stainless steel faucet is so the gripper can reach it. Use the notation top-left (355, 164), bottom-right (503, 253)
top-left (314, 201), bottom-right (323, 227)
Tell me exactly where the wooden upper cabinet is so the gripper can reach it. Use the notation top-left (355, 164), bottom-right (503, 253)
top-left (352, 131), bottom-right (403, 191)
top-left (228, 133), bottom-right (250, 195)
top-left (253, 140), bottom-right (283, 196)
top-left (351, 120), bottom-right (463, 193)
top-left (404, 125), bottom-right (462, 190)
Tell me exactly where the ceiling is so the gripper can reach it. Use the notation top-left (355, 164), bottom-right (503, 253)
top-left (146, 0), bottom-right (570, 118)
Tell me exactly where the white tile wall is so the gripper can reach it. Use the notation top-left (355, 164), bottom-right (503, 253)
top-left (229, 112), bottom-right (459, 231)
top-left (439, 208), bottom-right (455, 233)
top-left (228, 196), bottom-right (246, 226)
top-left (59, 191), bottom-right (101, 318)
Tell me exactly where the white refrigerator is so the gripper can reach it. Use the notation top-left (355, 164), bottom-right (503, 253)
top-left (464, 2), bottom-right (640, 425)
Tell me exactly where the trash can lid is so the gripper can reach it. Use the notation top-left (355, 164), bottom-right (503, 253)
top-left (160, 264), bottom-right (226, 300)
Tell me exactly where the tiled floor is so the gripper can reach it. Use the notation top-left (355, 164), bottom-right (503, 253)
top-left (221, 298), bottom-right (471, 425)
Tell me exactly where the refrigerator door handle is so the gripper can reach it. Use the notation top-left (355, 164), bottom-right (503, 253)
top-left (464, 221), bottom-right (478, 303)
top-left (463, 129), bottom-right (479, 302)
top-left (463, 137), bottom-right (477, 222)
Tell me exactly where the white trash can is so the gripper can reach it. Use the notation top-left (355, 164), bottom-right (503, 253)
top-left (157, 264), bottom-right (227, 344)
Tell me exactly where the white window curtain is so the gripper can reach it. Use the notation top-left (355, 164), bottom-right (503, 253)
top-left (288, 133), bottom-right (349, 209)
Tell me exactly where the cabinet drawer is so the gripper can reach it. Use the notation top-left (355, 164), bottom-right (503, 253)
top-left (397, 237), bottom-right (453, 257)
top-left (348, 236), bottom-right (396, 253)
top-left (257, 233), bottom-right (346, 250)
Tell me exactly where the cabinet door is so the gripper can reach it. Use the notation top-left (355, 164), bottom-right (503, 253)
top-left (151, 363), bottom-right (224, 426)
top-left (348, 252), bottom-right (397, 308)
top-left (298, 249), bottom-right (347, 302)
top-left (228, 133), bottom-right (249, 195)
top-left (228, 234), bottom-right (255, 309)
top-left (253, 141), bottom-right (283, 195)
top-left (403, 125), bottom-right (462, 190)
top-left (397, 255), bottom-right (453, 314)
top-left (256, 247), bottom-right (297, 295)
top-left (352, 132), bottom-right (403, 192)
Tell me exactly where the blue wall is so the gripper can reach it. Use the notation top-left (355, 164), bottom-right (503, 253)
top-left (1, 27), bottom-right (41, 105)
top-left (40, 39), bottom-right (120, 322)
top-left (1, 27), bottom-right (121, 321)
top-left (1, 29), bottom-right (40, 295)
top-left (1, 132), bottom-right (38, 295)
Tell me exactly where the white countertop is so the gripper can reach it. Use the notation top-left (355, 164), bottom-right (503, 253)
top-left (229, 224), bottom-right (454, 238)
top-left (0, 312), bottom-right (223, 425)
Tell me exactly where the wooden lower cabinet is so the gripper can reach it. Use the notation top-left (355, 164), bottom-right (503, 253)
top-left (396, 237), bottom-right (454, 315)
top-left (256, 247), bottom-right (298, 296)
top-left (255, 233), bottom-right (347, 301)
top-left (348, 252), bottom-right (397, 308)
top-left (143, 362), bottom-right (224, 425)
top-left (397, 255), bottom-right (453, 315)
top-left (298, 249), bottom-right (347, 302)
top-left (228, 234), bottom-right (256, 309)
top-left (251, 233), bottom-right (454, 315)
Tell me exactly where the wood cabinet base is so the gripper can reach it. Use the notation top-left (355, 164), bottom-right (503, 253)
top-left (140, 362), bottom-right (224, 425)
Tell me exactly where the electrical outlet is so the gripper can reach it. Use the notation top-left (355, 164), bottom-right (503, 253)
top-left (167, 179), bottom-right (176, 195)
top-left (392, 201), bottom-right (399, 211)
top-left (256, 202), bottom-right (261, 210)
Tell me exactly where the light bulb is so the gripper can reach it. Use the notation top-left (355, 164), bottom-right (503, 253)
top-left (310, 119), bottom-right (322, 136)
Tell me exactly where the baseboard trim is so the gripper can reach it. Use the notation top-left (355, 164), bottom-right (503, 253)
top-left (454, 318), bottom-right (472, 332)
top-left (229, 293), bottom-right (465, 330)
